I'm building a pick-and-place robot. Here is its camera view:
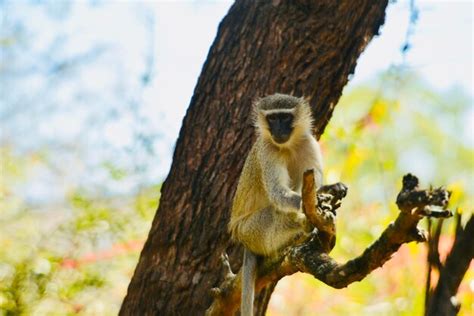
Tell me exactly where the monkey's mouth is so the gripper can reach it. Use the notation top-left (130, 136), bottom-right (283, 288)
top-left (273, 135), bottom-right (290, 144)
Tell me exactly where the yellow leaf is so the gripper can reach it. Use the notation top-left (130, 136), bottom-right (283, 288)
top-left (447, 181), bottom-right (465, 207)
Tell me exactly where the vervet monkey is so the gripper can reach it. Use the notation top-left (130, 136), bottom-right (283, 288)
top-left (228, 94), bottom-right (323, 316)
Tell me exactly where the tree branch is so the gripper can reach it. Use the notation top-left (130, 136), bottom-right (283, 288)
top-left (205, 173), bottom-right (452, 315)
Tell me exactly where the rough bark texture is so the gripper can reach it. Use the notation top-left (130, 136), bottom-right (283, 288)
top-left (120, 0), bottom-right (389, 315)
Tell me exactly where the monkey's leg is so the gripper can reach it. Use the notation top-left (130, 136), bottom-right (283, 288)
top-left (238, 207), bottom-right (304, 256)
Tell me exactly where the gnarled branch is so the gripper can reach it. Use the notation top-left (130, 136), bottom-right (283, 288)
top-left (205, 173), bottom-right (451, 315)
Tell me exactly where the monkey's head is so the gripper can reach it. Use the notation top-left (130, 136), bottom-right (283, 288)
top-left (253, 93), bottom-right (313, 146)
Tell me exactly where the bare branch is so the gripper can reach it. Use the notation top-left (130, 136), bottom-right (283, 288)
top-left (206, 173), bottom-right (452, 315)
top-left (427, 213), bottom-right (474, 316)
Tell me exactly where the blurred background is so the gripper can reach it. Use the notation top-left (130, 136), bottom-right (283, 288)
top-left (0, 0), bottom-right (472, 315)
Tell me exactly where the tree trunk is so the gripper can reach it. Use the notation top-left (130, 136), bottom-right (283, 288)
top-left (120, 0), bottom-right (389, 314)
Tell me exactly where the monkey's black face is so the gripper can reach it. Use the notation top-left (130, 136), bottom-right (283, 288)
top-left (266, 112), bottom-right (294, 144)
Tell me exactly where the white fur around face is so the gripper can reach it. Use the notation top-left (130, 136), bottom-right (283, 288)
top-left (254, 102), bottom-right (313, 149)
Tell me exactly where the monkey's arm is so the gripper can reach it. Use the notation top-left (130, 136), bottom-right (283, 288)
top-left (261, 160), bottom-right (301, 212)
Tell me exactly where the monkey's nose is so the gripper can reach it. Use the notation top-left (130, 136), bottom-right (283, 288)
top-left (273, 135), bottom-right (290, 144)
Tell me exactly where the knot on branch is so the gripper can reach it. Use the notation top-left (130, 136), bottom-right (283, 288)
top-left (205, 253), bottom-right (237, 315)
top-left (402, 173), bottom-right (419, 190)
top-left (396, 173), bottom-right (452, 218)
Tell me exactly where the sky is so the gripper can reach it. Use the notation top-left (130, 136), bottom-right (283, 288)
top-left (147, 0), bottom-right (473, 180)
top-left (354, 0), bottom-right (473, 91)
top-left (1, 0), bottom-right (472, 204)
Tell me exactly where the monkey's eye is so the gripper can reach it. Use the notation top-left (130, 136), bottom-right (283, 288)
top-left (266, 116), bottom-right (277, 123)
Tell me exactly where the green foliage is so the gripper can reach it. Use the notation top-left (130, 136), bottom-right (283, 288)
top-left (101, 162), bottom-right (128, 181)
top-left (0, 150), bottom-right (158, 315)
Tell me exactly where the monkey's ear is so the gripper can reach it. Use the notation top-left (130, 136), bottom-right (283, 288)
top-left (250, 98), bottom-right (262, 126)
top-left (252, 95), bottom-right (267, 114)
top-left (252, 96), bottom-right (262, 108)
top-left (252, 97), bottom-right (262, 109)
top-left (301, 95), bottom-right (312, 103)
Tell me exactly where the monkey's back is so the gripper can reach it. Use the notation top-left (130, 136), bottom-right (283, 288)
top-left (228, 143), bottom-right (269, 241)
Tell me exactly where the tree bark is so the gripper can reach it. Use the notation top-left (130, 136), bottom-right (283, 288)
top-left (120, 0), bottom-right (389, 315)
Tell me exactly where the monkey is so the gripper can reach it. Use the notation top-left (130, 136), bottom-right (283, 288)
top-left (228, 93), bottom-right (323, 316)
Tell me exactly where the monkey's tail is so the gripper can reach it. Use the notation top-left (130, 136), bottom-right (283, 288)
top-left (241, 248), bottom-right (257, 316)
